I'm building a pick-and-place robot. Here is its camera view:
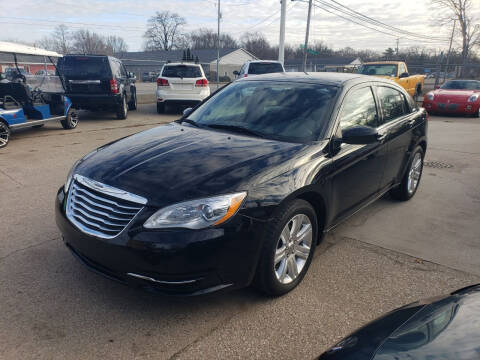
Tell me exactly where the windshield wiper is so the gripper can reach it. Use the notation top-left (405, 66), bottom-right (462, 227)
top-left (180, 118), bottom-right (200, 127)
top-left (206, 124), bottom-right (266, 139)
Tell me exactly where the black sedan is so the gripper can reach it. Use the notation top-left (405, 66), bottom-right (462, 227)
top-left (319, 284), bottom-right (480, 360)
top-left (55, 73), bottom-right (428, 296)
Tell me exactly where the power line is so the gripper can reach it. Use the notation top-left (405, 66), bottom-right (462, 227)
top-left (326, 0), bottom-right (448, 42)
top-left (302, 0), bottom-right (450, 45)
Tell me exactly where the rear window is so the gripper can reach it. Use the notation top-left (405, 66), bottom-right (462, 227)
top-left (58, 56), bottom-right (111, 79)
top-left (162, 65), bottom-right (202, 78)
top-left (248, 62), bottom-right (284, 75)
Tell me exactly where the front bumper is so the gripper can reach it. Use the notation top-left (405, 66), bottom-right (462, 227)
top-left (55, 188), bottom-right (265, 295)
top-left (423, 100), bottom-right (479, 115)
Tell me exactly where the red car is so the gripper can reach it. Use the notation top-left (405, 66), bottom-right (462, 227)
top-left (423, 79), bottom-right (480, 117)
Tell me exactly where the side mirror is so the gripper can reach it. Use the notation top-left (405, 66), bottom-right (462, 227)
top-left (342, 125), bottom-right (379, 145)
top-left (399, 72), bottom-right (409, 78)
top-left (233, 70), bottom-right (239, 76)
top-left (434, 85), bottom-right (440, 89)
top-left (183, 107), bottom-right (193, 117)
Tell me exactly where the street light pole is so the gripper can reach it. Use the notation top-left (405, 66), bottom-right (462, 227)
top-left (303, 0), bottom-right (313, 72)
top-left (217, 0), bottom-right (221, 83)
top-left (278, 0), bottom-right (287, 64)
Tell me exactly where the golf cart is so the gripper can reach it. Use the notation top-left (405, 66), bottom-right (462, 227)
top-left (0, 41), bottom-right (78, 148)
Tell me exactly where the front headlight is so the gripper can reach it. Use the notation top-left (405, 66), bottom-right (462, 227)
top-left (467, 94), bottom-right (479, 102)
top-left (144, 192), bottom-right (247, 230)
top-left (426, 92), bottom-right (434, 101)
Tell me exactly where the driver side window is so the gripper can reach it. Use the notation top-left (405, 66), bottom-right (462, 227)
top-left (339, 87), bottom-right (378, 129)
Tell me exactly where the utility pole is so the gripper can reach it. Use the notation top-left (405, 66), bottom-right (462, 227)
top-left (216, 0), bottom-right (221, 83)
top-left (303, 0), bottom-right (313, 72)
top-left (395, 38), bottom-right (399, 57)
top-left (443, 20), bottom-right (456, 83)
top-left (278, 0), bottom-right (287, 64)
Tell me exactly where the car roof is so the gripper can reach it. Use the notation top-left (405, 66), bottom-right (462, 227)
top-left (238, 72), bottom-right (388, 86)
top-left (163, 62), bottom-right (202, 66)
top-left (247, 60), bottom-right (282, 64)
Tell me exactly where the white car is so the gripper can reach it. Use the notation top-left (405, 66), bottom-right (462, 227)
top-left (234, 60), bottom-right (285, 79)
top-left (156, 63), bottom-right (210, 113)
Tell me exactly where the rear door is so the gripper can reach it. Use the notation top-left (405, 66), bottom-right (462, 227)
top-left (161, 65), bottom-right (204, 94)
top-left (374, 85), bottom-right (416, 188)
top-left (59, 56), bottom-right (111, 94)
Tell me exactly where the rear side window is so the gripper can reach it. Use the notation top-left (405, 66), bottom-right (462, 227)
top-left (110, 60), bottom-right (121, 78)
top-left (162, 65), bottom-right (202, 78)
top-left (376, 86), bottom-right (407, 124)
top-left (339, 87), bottom-right (378, 129)
top-left (58, 57), bottom-right (111, 79)
top-left (248, 63), bottom-right (284, 75)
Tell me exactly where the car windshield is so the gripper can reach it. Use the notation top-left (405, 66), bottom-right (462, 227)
top-left (57, 56), bottom-right (111, 79)
top-left (186, 80), bottom-right (337, 143)
top-left (358, 64), bottom-right (398, 77)
top-left (162, 65), bottom-right (202, 78)
top-left (441, 80), bottom-right (480, 90)
top-left (248, 62), bottom-right (284, 75)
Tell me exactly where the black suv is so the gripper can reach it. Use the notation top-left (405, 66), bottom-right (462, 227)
top-left (57, 55), bottom-right (137, 119)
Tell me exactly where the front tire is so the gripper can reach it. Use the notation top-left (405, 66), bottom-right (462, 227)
top-left (0, 121), bottom-right (10, 148)
top-left (61, 108), bottom-right (79, 129)
top-left (390, 146), bottom-right (424, 201)
top-left (116, 95), bottom-right (128, 120)
top-left (254, 199), bottom-right (317, 296)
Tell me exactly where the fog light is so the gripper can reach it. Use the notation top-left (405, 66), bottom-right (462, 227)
top-left (466, 105), bottom-right (472, 111)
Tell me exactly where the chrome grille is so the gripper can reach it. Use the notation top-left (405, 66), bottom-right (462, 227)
top-left (66, 174), bottom-right (147, 239)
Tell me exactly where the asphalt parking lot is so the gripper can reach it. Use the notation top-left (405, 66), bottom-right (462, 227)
top-left (1, 105), bottom-right (479, 359)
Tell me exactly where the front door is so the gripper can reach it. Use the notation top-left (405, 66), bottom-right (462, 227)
top-left (330, 85), bottom-right (388, 223)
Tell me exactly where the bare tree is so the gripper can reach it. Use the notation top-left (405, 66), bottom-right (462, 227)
top-left (36, 25), bottom-right (71, 54)
top-left (71, 30), bottom-right (107, 54)
top-left (431, 0), bottom-right (480, 75)
top-left (189, 28), bottom-right (238, 49)
top-left (240, 32), bottom-right (276, 59)
top-left (143, 11), bottom-right (186, 51)
top-left (105, 35), bottom-right (128, 55)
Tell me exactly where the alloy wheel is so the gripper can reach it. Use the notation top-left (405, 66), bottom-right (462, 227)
top-left (0, 123), bottom-right (9, 147)
top-left (274, 214), bottom-right (313, 284)
top-left (70, 110), bottom-right (79, 127)
top-left (407, 152), bottom-right (422, 194)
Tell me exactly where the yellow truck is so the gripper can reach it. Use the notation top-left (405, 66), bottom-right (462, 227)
top-left (357, 61), bottom-right (424, 98)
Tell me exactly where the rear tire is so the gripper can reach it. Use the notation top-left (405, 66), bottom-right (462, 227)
top-left (61, 108), bottom-right (79, 130)
top-left (390, 146), bottom-right (424, 201)
top-left (0, 121), bottom-right (10, 148)
top-left (254, 199), bottom-right (317, 296)
top-left (116, 95), bottom-right (128, 120)
top-left (156, 102), bottom-right (165, 114)
top-left (128, 90), bottom-right (137, 110)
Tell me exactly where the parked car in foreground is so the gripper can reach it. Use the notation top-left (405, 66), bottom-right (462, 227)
top-left (56, 73), bottom-right (427, 296)
top-left (156, 62), bottom-right (210, 113)
top-left (423, 79), bottom-right (480, 117)
top-left (358, 61), bottom-right (424, 98)
top-left (234, 60), bottom-right (285, 78)
top-left (57, 55), bottom-right (137, 119)
top-left (319, 284), bottom-right (480, 360)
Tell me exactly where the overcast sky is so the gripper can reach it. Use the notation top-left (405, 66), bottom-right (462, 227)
top-left (1, 0), bottom-right (479, 54)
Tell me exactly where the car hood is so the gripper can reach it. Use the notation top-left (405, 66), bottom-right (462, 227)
top-left (434, 89), bottom-right (478, 102)
top-left (75, 123), bottom-right (307, 207)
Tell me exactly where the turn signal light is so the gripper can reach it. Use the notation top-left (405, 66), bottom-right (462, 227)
top-left (109, 79), bottom-right (119, 94)
top-left (157, 78), bottom-right (169, 86)
top-left (195, 79), bottom-right (209, 87)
